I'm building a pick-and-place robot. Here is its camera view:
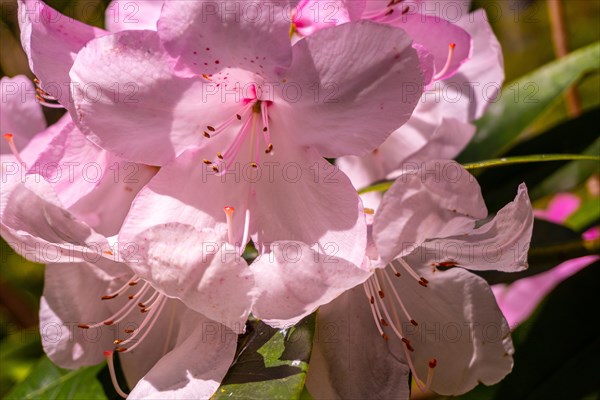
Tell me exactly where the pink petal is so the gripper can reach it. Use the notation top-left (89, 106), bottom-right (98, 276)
top-left (421, 184), bottom-right (534, 272)
top-left (386, 256), bottom-right (514, 395)
top-left (19, 114), bottom-right (71, 165)
top-left (537, 193), bottom-right (580, 223)
top-left (28, 120), bottom-right (108, 208)
top-left (0, 175), bottom-right (111, 263)
top-left (419, 0), bottom-right (470, 18)
top-left (373, 160), bottom-right (487, 263)
top-left (66, 159), bottom-right (157, 237)
top-left (119, 148), bottom-right (250, 248)
top-left (118, 299), bottom-right (189, 389)
top-left (391, 13), bottom-right (471, 81)
top-left (493, 255), bottom-right (598, 328)
top-left (336, 118), bottom-right (476, 204)
top-left (281, 20), bottom-right (425, 158)
top-left (293, 0), bottom-right (366, 36)
top-left (128, 310), bottom-right (237, 399)
top-left (250, 241), bottom-right (371, 327)
top-left (249, 142), bottom-right (367, 267)
top-left (335, 153), bottom-right (385, 211)
top-left (403, 118), bottom-right (476, 161)
top-left (453, 9), bottom-right (505, 120)
top-left (121, 144), bottom-right (367, 268)
top-left (70, 30), bottom-right (236, 166)
top-left (0, 75), bottom-right (46, 154)
top-left (157, 0), bottom-right (293, 77)
top-left (18, 0), bottom-right (105, 105)
top-left (105, 0), bottom-right (164, 32)
top-left (305, 285), bottom-right (410, 399)
top-left (40, 262), bottom-right (132, 369)
top-left (127, 223), bottom-right (253, 333)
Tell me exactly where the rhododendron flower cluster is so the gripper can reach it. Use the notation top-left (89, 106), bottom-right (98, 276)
top-left (0, 0), bottom-right (535, 399)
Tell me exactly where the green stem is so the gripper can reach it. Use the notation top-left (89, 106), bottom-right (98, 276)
top-left (358, 154), bottom-right (600, 194)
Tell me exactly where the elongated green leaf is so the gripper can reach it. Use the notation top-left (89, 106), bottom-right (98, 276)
top-left (472, 108), bottom-right (600, 211)
top-left (358, 154), bottom-right (599, 195)
top-left (458, 42), bottom-right (600, 162)
top-left (214, 315), bottom-right (315, 400)
top-left (5, 357), bottom-right (108, 400)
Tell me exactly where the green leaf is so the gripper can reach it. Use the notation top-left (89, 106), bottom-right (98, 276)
top-left (0, 329), bottom-right (43, 394)
top-left (458, 42), bottom-right (600, 162)
top-left (213, 315), bottom-right (316, 400)
top-left (471, 108), bottom-right (600, 211)
top-left (5, 357), bottom-right (109, 400)
top-left (474, 219), bottom-right (596, 285)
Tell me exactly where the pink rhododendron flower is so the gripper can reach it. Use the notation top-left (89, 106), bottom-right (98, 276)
top-left (10, 0), bottom-right (166, 229)
top-left (62, 0), bottom-right (428, 325)
top-left (1, 146), bottom-right (253, 334)
top-left (336, 1), bottom-right (504, 208)
top-left (42, 259), bottom-right (240, 399)
top-left (69, 1), bottom-right (426, 165)
top-left (306, 160), bottom-right (534, 398)
top-left (292, 0), bottom-right (473, 82)
top-left (0, 75), bottom-right (45, 156)
top-left (493, 193), bottom-right (599, 328)
top-left (1, 173), bottom-right (254, 397)
top-left (299, 0), bottom-right (505, 208)
top-left (0, 75), bottom-right (156, 235)
top-left (18, 0), bottom-right (163, 107)
top-left (0, 74), bottom-right (251, 397)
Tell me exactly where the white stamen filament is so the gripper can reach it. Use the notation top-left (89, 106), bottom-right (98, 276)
top-left (363, 256), bottom-right (441, 393)
top-left (372, 274), bottom-right (428, 392)
top-left (35, 95), bottom-right (64, 109)
top-left (139, 289), bottom-right (161, 311)
top-left (380, 269), bottom-right (418, 326)
top-left (424, 359), bottom-right (437, 392)
top-left (260, 101), bottom-right (273, 154)
top-left (3, 134), bottom-right (25, 165)
top-left (363, 281), bottom-right (386, 338)
top-left (119, 295), bottom-right (167, 352)
top-left (83, 282), bottom-right (150, 329)
top-left (101, 275), bottom-right (140, 300)
top-left (393, 258), bottom-right (428, 286)
top-left (205, 101), bottom-right (254, 140)
top-left (241, 208), bottom-right (251, 250)
top-left (433, 43), bottom-right (457, 81)
top-left (224, 206), bottom-right (235, 245)
top-left (366, 279), bottom-right (391, 342)
top-left (372, 276), bottom-right (406, 342)
top-left (218, 113), bottom-right (254, 173)
top-left (104, 351), bottom-right (128, 398)
top-left (389, 262), bottom-right (402, 277)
